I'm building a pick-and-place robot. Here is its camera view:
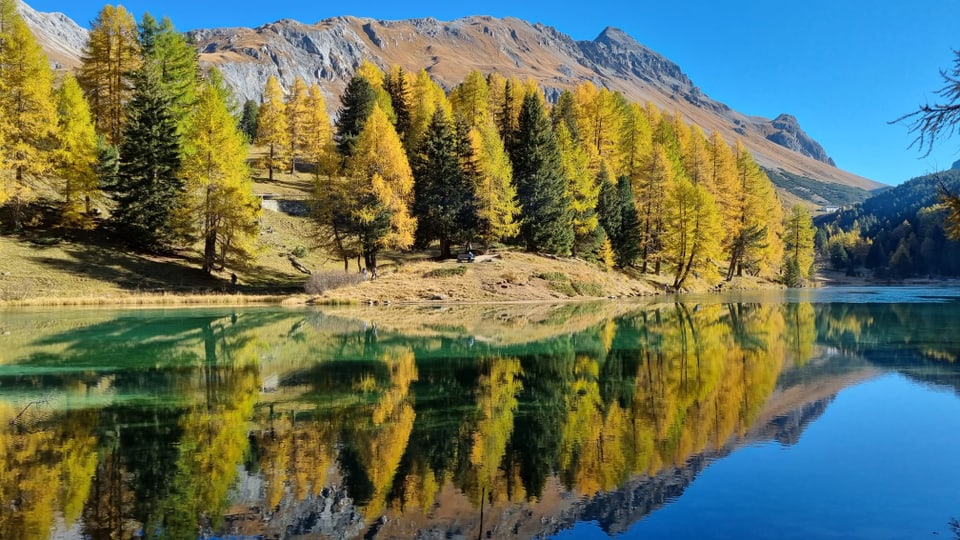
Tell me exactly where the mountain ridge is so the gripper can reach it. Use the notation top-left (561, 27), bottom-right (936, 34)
top-left (18, 2), bottom-right (884, 198)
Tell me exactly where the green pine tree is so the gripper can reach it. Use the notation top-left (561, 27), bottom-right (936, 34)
top-left (335, 75), bottom-right (377, 158)
top-left (510, 92), bottom-right (573, 255)
top-left (110, 69), bottom-right (183, 250)
top-left (412, 109), bottom-right (477, 256)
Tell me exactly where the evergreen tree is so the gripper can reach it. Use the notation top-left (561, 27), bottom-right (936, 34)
top-left (56, 74), bottom-right (99, 227)
top-left (0, 10), bottom-right (57, 228)
top-left (139, 15), bottom-right (198, 132)
top-left (551, 89), bottom-right (580, 142)
top-left (406, 69), bottom-right (452, 153)
top-left (178, 69), bottom-right (260, 273)
top-left (385, 65), bottom-right (413, 144)
top-left (412, 109), bottom-right (477, 256)
top-left (254, 75), bottom-right (289, 181)
top-left (510, 92), bottom-right (573, 254)
top-left (616, 175), bottom-right (641, 267)
top-left (111, 69), bottom-right (182, 250)
top-left (239, 99), bottom-right (259, 142)
top-left (596, 165), bottom-right (622, 250)
top-left (335, 75), bottom-right (377, 158)
top-left (78, 4), bottom-right (142, 145)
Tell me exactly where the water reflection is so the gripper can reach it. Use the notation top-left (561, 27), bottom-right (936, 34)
top-left (0, 296), bottom-right (958, 539)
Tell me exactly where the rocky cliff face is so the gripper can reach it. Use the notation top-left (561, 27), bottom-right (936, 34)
top-left (19, 1), bottom-right (882, 193)
top-left (16, 0), bottom-right (87, 69)
top-left (761, 113), bottom-right (837, 166)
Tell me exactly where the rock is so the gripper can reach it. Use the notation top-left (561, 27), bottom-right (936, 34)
top-left (759, 113), bottom-right (836, 166)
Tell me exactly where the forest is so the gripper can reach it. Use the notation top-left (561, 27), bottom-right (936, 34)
top-left (815, 168), bottom-right (960, 278)
top-left (0, 2), bottom-right (821, 291)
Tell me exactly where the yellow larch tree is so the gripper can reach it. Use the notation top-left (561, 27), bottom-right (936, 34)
top-left (304, 82), bottom-right (335, 176)
top-left (556, 121), bottom-right (601, 256)
top-left (680, 123), bottom-right (711, 189)
top-left (573, 82), bottom-right (624, 173)
top-left (179, 69), bottom-right (260, 274)
top-left (255, 75), bottom-right (289, 181)
top-left (355, 59), bottom-right (395, 122)
top-left (664, 174), bottom-right (723, 289)
top-left (450, 69), bottom-right (491, 129)
top-left (346, 104), bottom-right (416, 268)
top-left (56, 74), bottom-right (99, 228)
top-left (406, 69), bottom-right (451, 152)
top-left (729, 139), bottom-right (784, 278)
top-left (617, 102), bottom-right (653, 182)
top-left (0, 11), bottom-right (57, 229)
top-left (78, 4), bottom-right (142, 145)
top-left (285, 77), bottom-right (310, 174)
top-left (470, 118), bottom-right (519, 247)
top-left (706, 131), bottom-right (740, 246)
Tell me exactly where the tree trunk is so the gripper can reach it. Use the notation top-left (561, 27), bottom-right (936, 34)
top-left (203, 232), bottom-right (217, 274)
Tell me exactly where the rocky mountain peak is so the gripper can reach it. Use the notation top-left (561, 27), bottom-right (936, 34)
top-left (760, 113), bottom-right (836, 167)
top-left (16, 0), bottom-right (87, 69)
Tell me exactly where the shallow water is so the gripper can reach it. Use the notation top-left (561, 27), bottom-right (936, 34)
top-left (0, 286), bottom-right (958, 539)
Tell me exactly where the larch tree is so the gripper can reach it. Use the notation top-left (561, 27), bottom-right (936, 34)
top-left (355, 59), bottom-right (396, 123)
top-left (637, 142), bottom-right (677, 274)
top-left (783, 205), bottom-right (816, 285)
top-left (412, 109), bottom-right (477, 257)
top-left (706, 131), bottom-right (740, 245)
top-left (510, 91), bottom-right (573, 255)
top-left (179, 69), bottom-right (260, 274)
top-left (450, 69), bottom-right (491, 130)
top-left (617, 102), bottom-right (653, 182)
top-left (573, 82), bottom-right (624, 173)
top-left (345, 105), bottom-right (416, 269)
top-left (0, 11), bottom-right (57, 229)
top-left (56, 74), bottom-right (99, 228)
top-left (111, 68), bottom-right (182, 250)
top-left (78, 4), bottom-right (142, 145)
top-left (335, 74), bottom-right (377, 158)
top-left (304, 83), bottom-right (335, 176)
top-left (556, 122), bottom-right (602, 258)
top-left (470, 118), bottom-right (519, 249)
top-left (728, 140), bottom-right (783, 278)
top-left (406, 69), bottom-right (452, 153)
top-left (285, 77), bottom-right (310, 174)
top-left (255, 75), bottom-right (289, 181)
top-left (664, 175), bottom-right (723, 290)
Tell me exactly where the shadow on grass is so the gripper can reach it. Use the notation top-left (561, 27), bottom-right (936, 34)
top-left (26, 241), bottom-right (306, 295)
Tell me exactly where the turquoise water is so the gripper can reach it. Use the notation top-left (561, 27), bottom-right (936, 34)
top-left (0, 287), bottom-right (958, 539)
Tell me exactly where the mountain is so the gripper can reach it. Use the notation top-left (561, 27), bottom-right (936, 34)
top-left (15, 0), bottom-right (87, 69)
top-left (18, 2), bottom-right (885, 201)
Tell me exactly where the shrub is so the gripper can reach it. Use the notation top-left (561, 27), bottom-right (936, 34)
top-left (548, 280), bottom-right (577, 296)
top-left (424, 265), bottom-right (468, 278)
top-left (291, 245), bottom-right (309, 258)
top-left (305, 270), bottom-right (363, 294)
top-left (538, 271), bottom-right (568, 282)
top-left (572, 281), bottom-right (604, 297)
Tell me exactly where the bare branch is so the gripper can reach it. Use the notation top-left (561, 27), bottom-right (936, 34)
top-left (891, 50), bottom-right (960, 156)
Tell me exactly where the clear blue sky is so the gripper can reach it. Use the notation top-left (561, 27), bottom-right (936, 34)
top-left (28, 0), bottom-right (960, 186)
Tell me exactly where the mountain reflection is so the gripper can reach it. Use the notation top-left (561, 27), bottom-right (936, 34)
top-left (0, 299), bottom-right (957, 539)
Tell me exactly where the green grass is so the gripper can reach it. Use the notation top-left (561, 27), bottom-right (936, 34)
top-left (423, 265), bottom-right (469, 278)
top-left (538, 271), bottom-right (568, 282)
top-left (572, 281), bottom-right (604, 297)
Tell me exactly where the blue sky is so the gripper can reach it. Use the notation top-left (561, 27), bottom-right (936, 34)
top-left (28, 0), bottom-right (960, 186)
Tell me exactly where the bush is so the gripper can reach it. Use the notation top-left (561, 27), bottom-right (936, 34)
top-left (538, 271), bottom-right (568, 282)
top-left (572, 281), bottom-right (604, 297)
top-left (291, 245), bottom-right (309, 258)
top-left (305, 270), bottom-right (363, 294)
top-left (548, 280), bottom-right (577, 297)
top-left (424, 265), bottom-right (468, 278)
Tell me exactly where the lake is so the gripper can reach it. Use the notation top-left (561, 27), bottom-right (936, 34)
top-left (1, 286), bottom-right (959, 539)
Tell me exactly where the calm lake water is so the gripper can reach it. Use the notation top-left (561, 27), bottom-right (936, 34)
top-left (1, 286), bottom-right (959, 539)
